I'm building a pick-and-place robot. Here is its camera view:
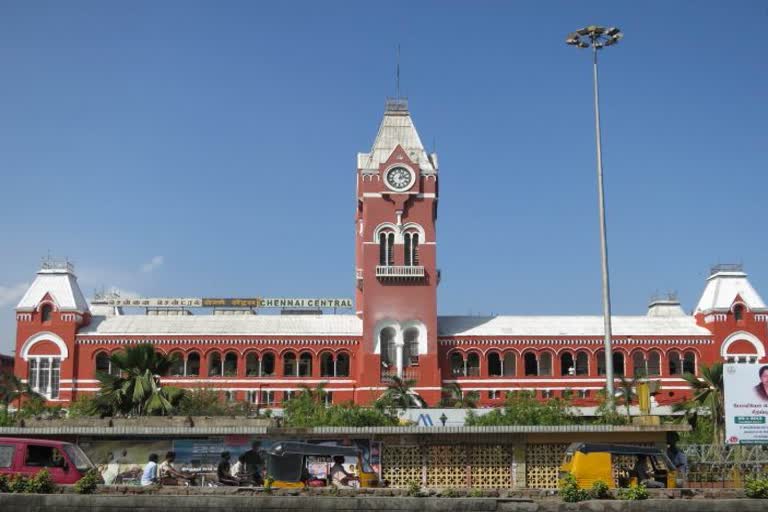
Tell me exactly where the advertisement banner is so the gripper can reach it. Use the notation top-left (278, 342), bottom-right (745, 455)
top-left (724, 363), bottom-right (768, 444)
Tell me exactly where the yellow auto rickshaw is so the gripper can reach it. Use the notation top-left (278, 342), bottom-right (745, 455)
top-left (262, 441), bottom-right (380, 489)
top-left (559, 442), bottom-right (677, 489)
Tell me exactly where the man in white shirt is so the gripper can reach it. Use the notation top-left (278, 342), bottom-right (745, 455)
top-left (329, 456), bottom-right (358, 488)
top-left (140, 453), bottom-right (159, 486)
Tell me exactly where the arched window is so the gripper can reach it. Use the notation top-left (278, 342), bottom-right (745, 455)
top-left (298, 352), bottom-right (312, 377)
top-left (27, 357), bottom-right (61, 399)
top-left (379, 231), bottom-right (395, 266)
top-left (246, 353), bottom-right (260, 377)
top-left (261, 352), bottom-right (275, 376)
top-left (734, 304), bottom-right (744, 321)
top-left (613, 352), bottom-right (625, 377)
top-left (283, 352), bottom-right (297, 376)
top-left (597, 350), bottom-right (624, 376)
top-left (336, 352), bottom-right (350, 377)
top-left (560, 352), bottom-right (574, 376)
top-left (668, 352), bottom-right (681, 375)
top-left (539, 352), bottom-right (553, 376)
top-left (466, 352), bottom-right (480, 376)
top-left (450, 353), bottom-right (465, 377)
top-left (95, 352), bottom-right (111, 376)
top-left (380, 327), bottom-right (396, 370)
top-left (524, 352), bottom-right (538, 376)
top-left (187, 352), bottom-right (200, 376)
top-left (404, 328), bottom-right (420, 366)
top-left (168, 351), bottom-right (185, 377)
top-left (488, 353), bottom-right (502, 377)
top-left (320, 352), bottom-right (335, 377)
top-left (404, 231), bottom-right (420, 266)
top-left (633, 352), bottom-right (647, 377)
top-left (683, 351), bottom-right (696, 374)
top-left (503, 352), bottom-right (516, 376)
top-left (647, 351), bottom-right (661, 376)
top-left (575, 352), bottom-right (589, 376)
top-left (208, 352), bottom-right (222, 377)
top-left (41, 304), bottom-right (53, 323)
top-left (223, 352), bottom-right (238, 376)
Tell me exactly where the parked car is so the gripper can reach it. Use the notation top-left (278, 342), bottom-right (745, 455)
top-left (0, 437), bottom-right (95, 485)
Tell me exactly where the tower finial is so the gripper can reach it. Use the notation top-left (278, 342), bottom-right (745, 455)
top-left (396, 43), bottom-right (401, 99)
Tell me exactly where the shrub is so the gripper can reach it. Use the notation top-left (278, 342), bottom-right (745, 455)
top-left (590, 480), bottom-right (611, 499)
top-left (617, 483), bottom-right (649, 500)
top-left (26, 469), bottom-right (55, 494)
top-left (0, 473), bottom-right (8, 493)
top-left (8, 474), bottom-right (29, 493)
top-left (441, 487), bottom-right (460, 498)
top-left (558, 473), bottom-right (590, 502)
top-left (745, 476), bottom-right (768, 499)
top-left (468, 488), bottom-right (484, 498)
top-left (74, 469), bottom-right (101, 494)
top-left (406, 480), bottom-right (423, 497)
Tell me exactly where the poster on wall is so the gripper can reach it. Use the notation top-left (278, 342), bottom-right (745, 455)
top-left (724, 363), bottom-right (768, 444)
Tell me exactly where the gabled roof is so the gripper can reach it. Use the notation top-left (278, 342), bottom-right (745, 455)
top-left (16, 268), bottom-right (90, 313)
top-left (78, 314), bottom-right (363, 336)
top-left (437, 315), bottom-right (711, 337)
top-left (357, 98), bottom-right (437, 173)
top-left (695, 270), bottom-right (767, 313)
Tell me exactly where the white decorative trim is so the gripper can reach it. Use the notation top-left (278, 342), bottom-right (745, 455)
top-left (438, 337), bottom-right (713, 346)
top-left (400, 320), bottom-right (428, 355)
top-left (16, 313), bottom-right (32, 322)
top-left (721, 331), bottom-right (766, 358)
top-left (373, 320), bottom-right (401, 355)
top-left (76, 338), bottom-right (359, 346)
top-left (20, 332), bottom-right (69, 361)
top-left (372, 222), bottom-right (398, 243)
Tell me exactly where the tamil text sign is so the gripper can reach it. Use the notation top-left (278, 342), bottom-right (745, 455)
top-left (92, 297), bottom-right (353, 309)
top-left (724, 363), bottom-right (768, 444)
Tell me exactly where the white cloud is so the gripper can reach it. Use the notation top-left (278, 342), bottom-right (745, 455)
top-left (140, 256), bottom-right (164, 274)
top-left (0, 282), bottom-right (29, 308)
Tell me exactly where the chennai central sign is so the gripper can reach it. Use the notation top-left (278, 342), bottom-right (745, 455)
top-left (93, 297), bottom-right (353, 309)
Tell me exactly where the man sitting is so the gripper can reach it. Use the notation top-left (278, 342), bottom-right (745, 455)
top-left (158, 451), bottom-right (195, 486)
top-left (633, 455), bottom-right (664, 488)
top-left (217, 451), bottom-right (241, 486)
top-left (329, 456), bottom-right (358, 488)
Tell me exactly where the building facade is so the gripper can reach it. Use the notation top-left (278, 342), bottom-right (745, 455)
top-left (12, 99), bottom-right (768, 409)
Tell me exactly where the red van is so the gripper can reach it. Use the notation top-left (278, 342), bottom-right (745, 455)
top-left (0, 437), bottom-right (95, 485)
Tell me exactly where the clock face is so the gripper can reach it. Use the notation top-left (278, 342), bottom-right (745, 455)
top-left (385, 166), bottom-right (413, 191)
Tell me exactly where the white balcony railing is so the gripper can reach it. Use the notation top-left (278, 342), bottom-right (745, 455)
top-left (375, 265), bottom-right (426, 278)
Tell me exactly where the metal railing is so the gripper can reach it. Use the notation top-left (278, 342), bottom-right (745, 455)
top-left (376, 265), bottom-right (425, 278)
top-left (682, 444), bottom-right (768, 488)
top-left (710, 263), bottom-right (744, 275)
top-left (380, 367), bottom-right (420, 383)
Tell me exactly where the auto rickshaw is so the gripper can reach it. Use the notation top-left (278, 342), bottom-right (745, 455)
top-left (262, 441), bottom-right (380, 489)
top-left (559, 442), bottom-right (677, 489)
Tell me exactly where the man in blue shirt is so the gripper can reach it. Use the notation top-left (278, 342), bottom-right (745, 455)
top-left (141, 453), bottom-right (159, 486)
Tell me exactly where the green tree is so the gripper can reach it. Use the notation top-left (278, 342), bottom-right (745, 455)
top-left (593, 389), bottom-right (628, 425)
top-left (672, 362), bottom-right (724, 444)
top-left (465, 390), bottom-right (576, 426)
top-left (93, 344), bottom-right (184, 416)
top-left (440, 382), bottom-right (479, 408)
top-left (282, 384), bottom-right (397, 427)
top-left (0, 372), bottom-right (43, 418)
top-left (378, 376), bottom-right (425, 410)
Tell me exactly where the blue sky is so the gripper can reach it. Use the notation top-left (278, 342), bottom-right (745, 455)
top-left (1, 2), bottom-right (766, 353)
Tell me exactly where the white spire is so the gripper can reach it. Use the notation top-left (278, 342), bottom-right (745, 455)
top-left (357, 99), bottom-right (438, 173)
top-left (16, 260), bottom-right (90, 313)
top-left (695, 265), bottom-right (766, 314)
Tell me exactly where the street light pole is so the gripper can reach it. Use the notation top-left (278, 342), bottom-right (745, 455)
top-left (566, 26), bottom-right (623, 400)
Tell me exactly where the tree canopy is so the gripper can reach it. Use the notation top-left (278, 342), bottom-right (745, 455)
top-left (465, 390), bottom-right (576, 426)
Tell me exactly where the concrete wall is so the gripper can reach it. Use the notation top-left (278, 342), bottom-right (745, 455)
top-left (0, 495), bottom-right (765, 512)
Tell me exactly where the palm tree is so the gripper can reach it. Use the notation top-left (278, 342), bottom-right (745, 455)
top-left (440, 382), bottom-right (479, 408)
top-left (94, 344), bottom-right (184, 416)
top-left (673, 362), bottom-right (724, 444)
top-left (379, 375), bottom-right (424, 410)
top-left (616, 376), bottom-right (637, 418)
top-left (0, 372), bottom-right (42, 417)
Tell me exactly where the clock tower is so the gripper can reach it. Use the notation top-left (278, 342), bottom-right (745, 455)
top-left (354, 98), bottom-right (441, 404)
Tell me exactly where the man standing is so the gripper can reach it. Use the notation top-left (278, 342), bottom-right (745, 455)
top-left (242, 441), bottom-right (264, 485)
top-left (217, 452), bottom-right (240, 486)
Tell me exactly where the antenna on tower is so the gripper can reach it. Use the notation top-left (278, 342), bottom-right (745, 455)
top-left (396, 43), bottom-right (401, 98)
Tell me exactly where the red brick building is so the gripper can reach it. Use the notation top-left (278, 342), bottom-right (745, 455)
top-left (12, 99), bottom-right (768, 409)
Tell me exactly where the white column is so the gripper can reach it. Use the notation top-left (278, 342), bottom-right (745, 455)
top-left (46, 357), bottom-right (52, 396)
top-left (395, 331), bottom-right (405, 378)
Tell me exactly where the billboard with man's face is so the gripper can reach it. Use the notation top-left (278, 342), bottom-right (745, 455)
top-left (724, 363), bottom-right (768, 444)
